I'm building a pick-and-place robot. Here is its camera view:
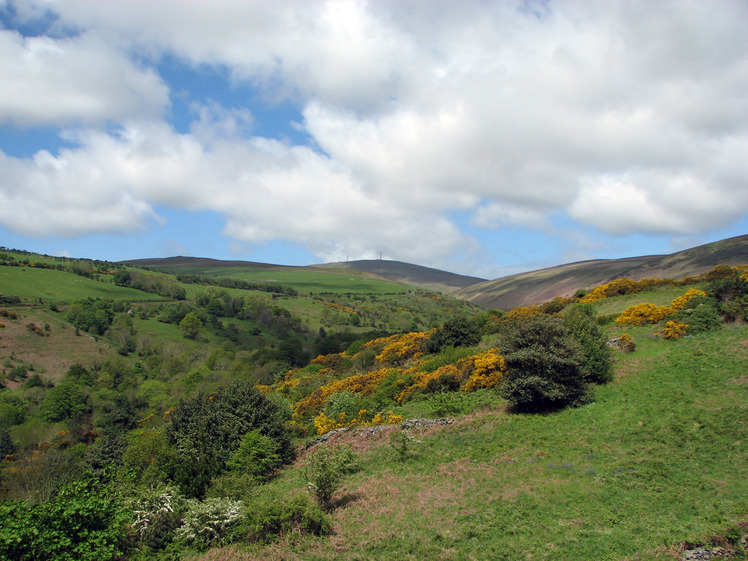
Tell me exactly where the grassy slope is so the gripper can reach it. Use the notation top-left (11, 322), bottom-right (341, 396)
top-left (124, 259), bottom-right (412, 295)
top-left (0, 265), bottom-right (164, 302)
top-left (196, 324), bottom-right (746, 561)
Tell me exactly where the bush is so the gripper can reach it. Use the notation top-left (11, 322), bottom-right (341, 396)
top-left (39, 381), bottom-right (90, 422)
top-left (175, 497), bottom-right (244, 550)
top-left (302, 444), bottom-right (357, 511)
top-left (564, 304), bottom-right (613, 384)
top-left (426, 316), bottom-right (482, 354)
top-left (674, 298), bottom-right (723, 334)
top-left (499, 315), bottom-right (589, 412)
top-left (237, 493), bottom-right (331, 543)
top-left (226, 429), bottom-right (282, 481)
top-left (0, 479), bottom-right (131, 561)
top-left (167, 381), bottom-right (294, 499)
top-left (130, 486), bottom-right (183, 552)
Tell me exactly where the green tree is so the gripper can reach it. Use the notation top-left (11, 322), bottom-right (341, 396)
top-left (179, 311), bottom-right (203, 339)
top-left (227, 429), bottom-right (282, 480)
top-left (499, 315), bottom-right (589, 412)
top-left (167, 381), bottom-right (294, 498)
top-left (426, 315), bottom-right (482, 353)
top-left (40, 382), bottom-right (90, 422)
top-left (564, 303), bottom-right (613, 384)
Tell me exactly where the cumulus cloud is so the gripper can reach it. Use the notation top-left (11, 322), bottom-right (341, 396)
top-left (1, 0), bottom-right (747, 269)
top-left (0, 29), bottom-right (169, 126)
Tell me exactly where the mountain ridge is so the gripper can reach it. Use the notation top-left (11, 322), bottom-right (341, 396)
top-left (456, 234), bottom-right (748, 309)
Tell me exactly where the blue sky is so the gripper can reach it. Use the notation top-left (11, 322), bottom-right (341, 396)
top-left (1, 0), bottom-right (746, 279)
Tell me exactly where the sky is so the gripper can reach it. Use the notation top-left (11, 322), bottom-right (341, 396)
top-left (0, 0), bottom-right (746, 280)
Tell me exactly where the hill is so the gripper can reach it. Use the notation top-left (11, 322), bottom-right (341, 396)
top-left (314, 259), bottom-right (486, 293)
top-left (457, 234), bottom-right (748, 310)
top-left (1, 246), bottom-right (747, 560)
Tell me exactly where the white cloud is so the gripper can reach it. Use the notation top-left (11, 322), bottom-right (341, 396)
top-left (0, 29), bottom-right (169, 126)
top-left (1, 0), bottom-right (747, 269)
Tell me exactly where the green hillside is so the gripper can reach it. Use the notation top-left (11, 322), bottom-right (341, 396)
top-left (123, 256), bottom-right (413, 295)
top-left (0, 248), bottom-right (746, 561)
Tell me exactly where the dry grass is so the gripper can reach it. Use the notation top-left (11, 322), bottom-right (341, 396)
top-left (0, 307), bottom-right (115, 384)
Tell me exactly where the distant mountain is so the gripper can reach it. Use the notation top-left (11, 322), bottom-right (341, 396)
top-left (314, 260), bottom-right (487, 293)
top-left (122, 256), bottom-right (287, 271)
top-left (456, 235), bottom-right (748, 310)
top-left (122, 256), bottom-right (488, 295)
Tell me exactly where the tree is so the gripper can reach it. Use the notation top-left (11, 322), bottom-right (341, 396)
top-left (40, 381), bottom-right (90, 422)
top-left (564, 304), bottom-right (613, 384)
top-left (499, 315), bottom-right (589, 412)
top-left (426, 315), bottom-right (481, 353)
top-left (226, 429), bottom-right (282, 480)
top-left (179, 311), bottom-right (203, 339)
top-left (167, 381), bottom-right (294, 498)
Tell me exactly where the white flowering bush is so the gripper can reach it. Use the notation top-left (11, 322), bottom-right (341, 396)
top-left (129, 486), bottom-right (182, 551)
top-left (175, 497), bottom-right (244, 550)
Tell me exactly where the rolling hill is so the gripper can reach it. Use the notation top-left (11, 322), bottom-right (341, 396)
top-left (456, 234), bottom-right (748, 310)
top-left (313, 259), bottom-right (487, 292)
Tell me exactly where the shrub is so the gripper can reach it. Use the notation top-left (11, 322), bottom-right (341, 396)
top-left (130, 486), bottom-right (183, 552)
top-left (40, 381), bottom-right (90, 422)
top-left (238, 493), bottom-right (331, 543)
top-left (564, 304), bottom-right (613, 384)
top-left (175, 497), bottom-right (244, 550)
top-left (663, 320), bottom-right (689, 340)
top-left (226, 429), bottom-right (282, 481)
top-left (0, 479), bottom-right (130, 561)
top-left (616, 302), bottom-right (672, 326)
top-left (674, 299), bottom-right (723, 334)
top-left (425, 316), bottom-right (481, 353)
top-left (302, 444), bottom-right (357, 511)
top-left (499, 315), bottom-right (589, 412)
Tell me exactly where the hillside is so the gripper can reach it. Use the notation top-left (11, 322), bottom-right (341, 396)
top-left (1, 249), bottom-right (747, 560)
top-left (315, 259), bottom-right (487, 293)
top-left (457, 234), bottom-right (748, 310)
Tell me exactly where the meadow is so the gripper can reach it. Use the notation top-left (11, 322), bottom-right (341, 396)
top-left (193, 323), bottom-right (747, 561)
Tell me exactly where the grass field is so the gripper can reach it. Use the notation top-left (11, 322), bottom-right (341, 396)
top-left (192, 323), bottom-right (747, 561)
top-left (0, 266), bottom-right (164, 302)
top-left (170, 265), bottom-right (412, 295)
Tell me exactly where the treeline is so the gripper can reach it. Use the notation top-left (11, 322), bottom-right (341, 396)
top-left (0, 251), bottom-right (115, 280)
top-left (175, 273), bottom-right (298, 297)
top-left (113, 270), bottom-right (186, 300)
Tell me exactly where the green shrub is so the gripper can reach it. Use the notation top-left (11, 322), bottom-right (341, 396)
top-left (499, 315), bottom-right (589, 412)
top-left (564, 304), bottom-right (613, 384)
top-left (39, 382), bottom-right (90, 422)
top-left (226, 429), bottom-right (282, 481)
top-left (237, 493), bottom-right (331, 543)
top-left (675, 298), bottom-right (723, 334)
top-left (0, 479), bottom-right (130, 561)
top-left (167, 381), bottom-right (294, 499)
top-left (302, 444), bottom-right (357, 511)
top-left (425, 315), bottom-right (481, 354)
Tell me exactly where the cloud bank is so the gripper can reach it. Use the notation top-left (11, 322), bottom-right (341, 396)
top-left (1, 0), bottom-right (746, 270)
